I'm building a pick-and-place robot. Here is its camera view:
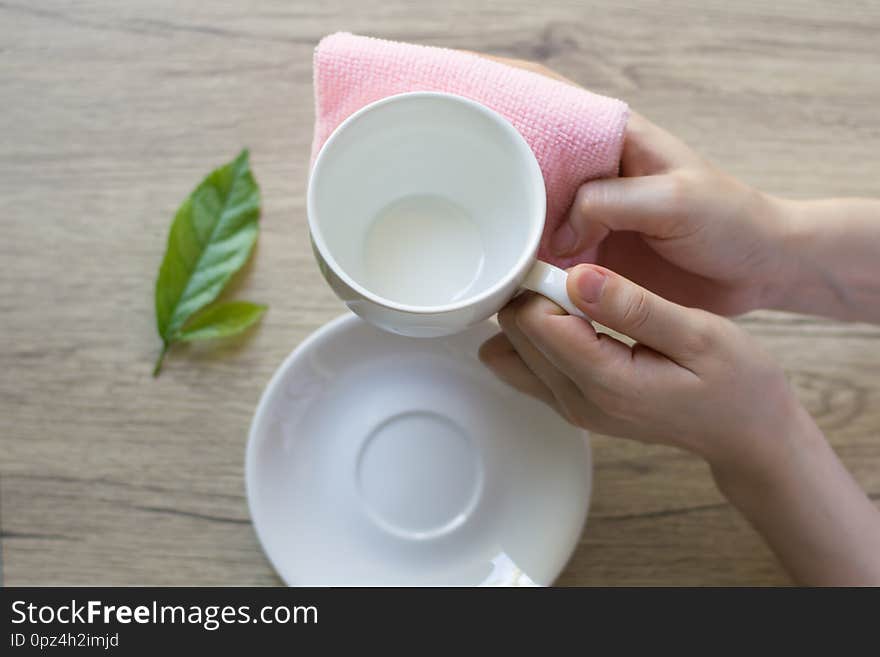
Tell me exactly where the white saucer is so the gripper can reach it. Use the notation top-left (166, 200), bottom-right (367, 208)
top-left (245, 313), bottom-right (591, 586)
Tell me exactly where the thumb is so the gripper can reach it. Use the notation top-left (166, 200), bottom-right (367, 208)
top-left (550, 174), bottom-right (685, 257)
top-left (567, 264), bottom-right (715, 363)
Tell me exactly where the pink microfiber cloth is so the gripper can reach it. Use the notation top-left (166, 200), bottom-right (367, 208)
top-left (311, 32), bottom-right (629, 267)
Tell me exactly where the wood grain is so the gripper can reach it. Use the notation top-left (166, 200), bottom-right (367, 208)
top-left (1, 0), bottom-right (878, 586)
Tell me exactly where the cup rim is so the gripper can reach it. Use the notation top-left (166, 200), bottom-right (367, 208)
top-left (307, 91), bottom-right (547, 315)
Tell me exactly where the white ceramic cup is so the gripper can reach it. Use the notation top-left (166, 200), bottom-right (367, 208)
top-left (308, 91), bottom-right (586, 337)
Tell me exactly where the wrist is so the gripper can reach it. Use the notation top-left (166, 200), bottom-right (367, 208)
top-left (709, 402), bottom-right (826, 508)
top-left (753, 195), bottom-right (817, 312)
top-left (710, 401), bottom-right (880, 585)
top-left (761, 197), bottom-right (844, 317)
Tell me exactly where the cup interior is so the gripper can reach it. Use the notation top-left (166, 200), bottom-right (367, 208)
top-left (309, 93), bottom-right (545, 310)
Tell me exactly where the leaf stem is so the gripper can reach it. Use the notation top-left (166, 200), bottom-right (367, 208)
top-left (153, 342), bottom-right (169, 378)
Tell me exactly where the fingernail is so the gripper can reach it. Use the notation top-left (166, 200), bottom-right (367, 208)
top-left (575, 267), bottom-right (606, 304)
top-left (550, 222), bottom-right (577, 256)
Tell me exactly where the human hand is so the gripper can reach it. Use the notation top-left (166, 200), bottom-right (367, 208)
top-left (479, 265), bottom-right (880, 584)
top-left (474, 53), bottom-right (791, 316)
top-left (481, 54), bottom-right (880, 323)
top-left (479, 54), bottom-right (880, 584)
top-left (548, 112), bottom-right (794, 316)
top-left (480, 263), bottom-right (809, 476)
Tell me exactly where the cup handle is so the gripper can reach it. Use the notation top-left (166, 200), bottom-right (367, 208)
top-left (522, 260), bottom-right (590, 320)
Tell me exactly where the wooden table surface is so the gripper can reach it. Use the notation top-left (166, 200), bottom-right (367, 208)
top-left (2, 0), bottom-right (878, 586)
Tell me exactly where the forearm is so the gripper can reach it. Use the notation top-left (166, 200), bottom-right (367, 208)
top-left (713, 409), bottom-right (880, 586)
top-left (770, 197), bottom-right (880, 323)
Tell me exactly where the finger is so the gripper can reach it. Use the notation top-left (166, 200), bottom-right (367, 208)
top-left (623, 111), bottom-right (704, 174)
top-left (566, 264), bottom-right (718, 366)
top-left (550, 174), bottom-right (685, 257)
top-left (497, 297), bottom-right (586, 415)
top-left (478, 333), bottom-right (560, 410)
top-left (480, 331), bottom-right (615, 433)
top-left (510, 290), bottom-right (633, 389)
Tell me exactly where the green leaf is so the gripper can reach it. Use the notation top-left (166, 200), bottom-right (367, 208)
top-left (152, 149), bottom-right (266, 377)
top-left (155, 149), bottom-right (260, 343)
top-left (175, 301), bottom-right (267, 342)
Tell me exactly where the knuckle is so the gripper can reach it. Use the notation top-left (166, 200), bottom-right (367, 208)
top-left (513, 311), bottom-right (529, 335)
top-left (681, 312), bottom-right (720, 355)
top-left (575, 181), bottom-right (609, 215)
top-left (497, 304), bottom-right (517, 332)
top-left (620, 288), bottom-right (652, 333)
top-left (513, 296), bottom-right (547, 335)
top-left (571, 186), bottom-right (590, 220)
top-left (664, 171), bottom-right (694, 210)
